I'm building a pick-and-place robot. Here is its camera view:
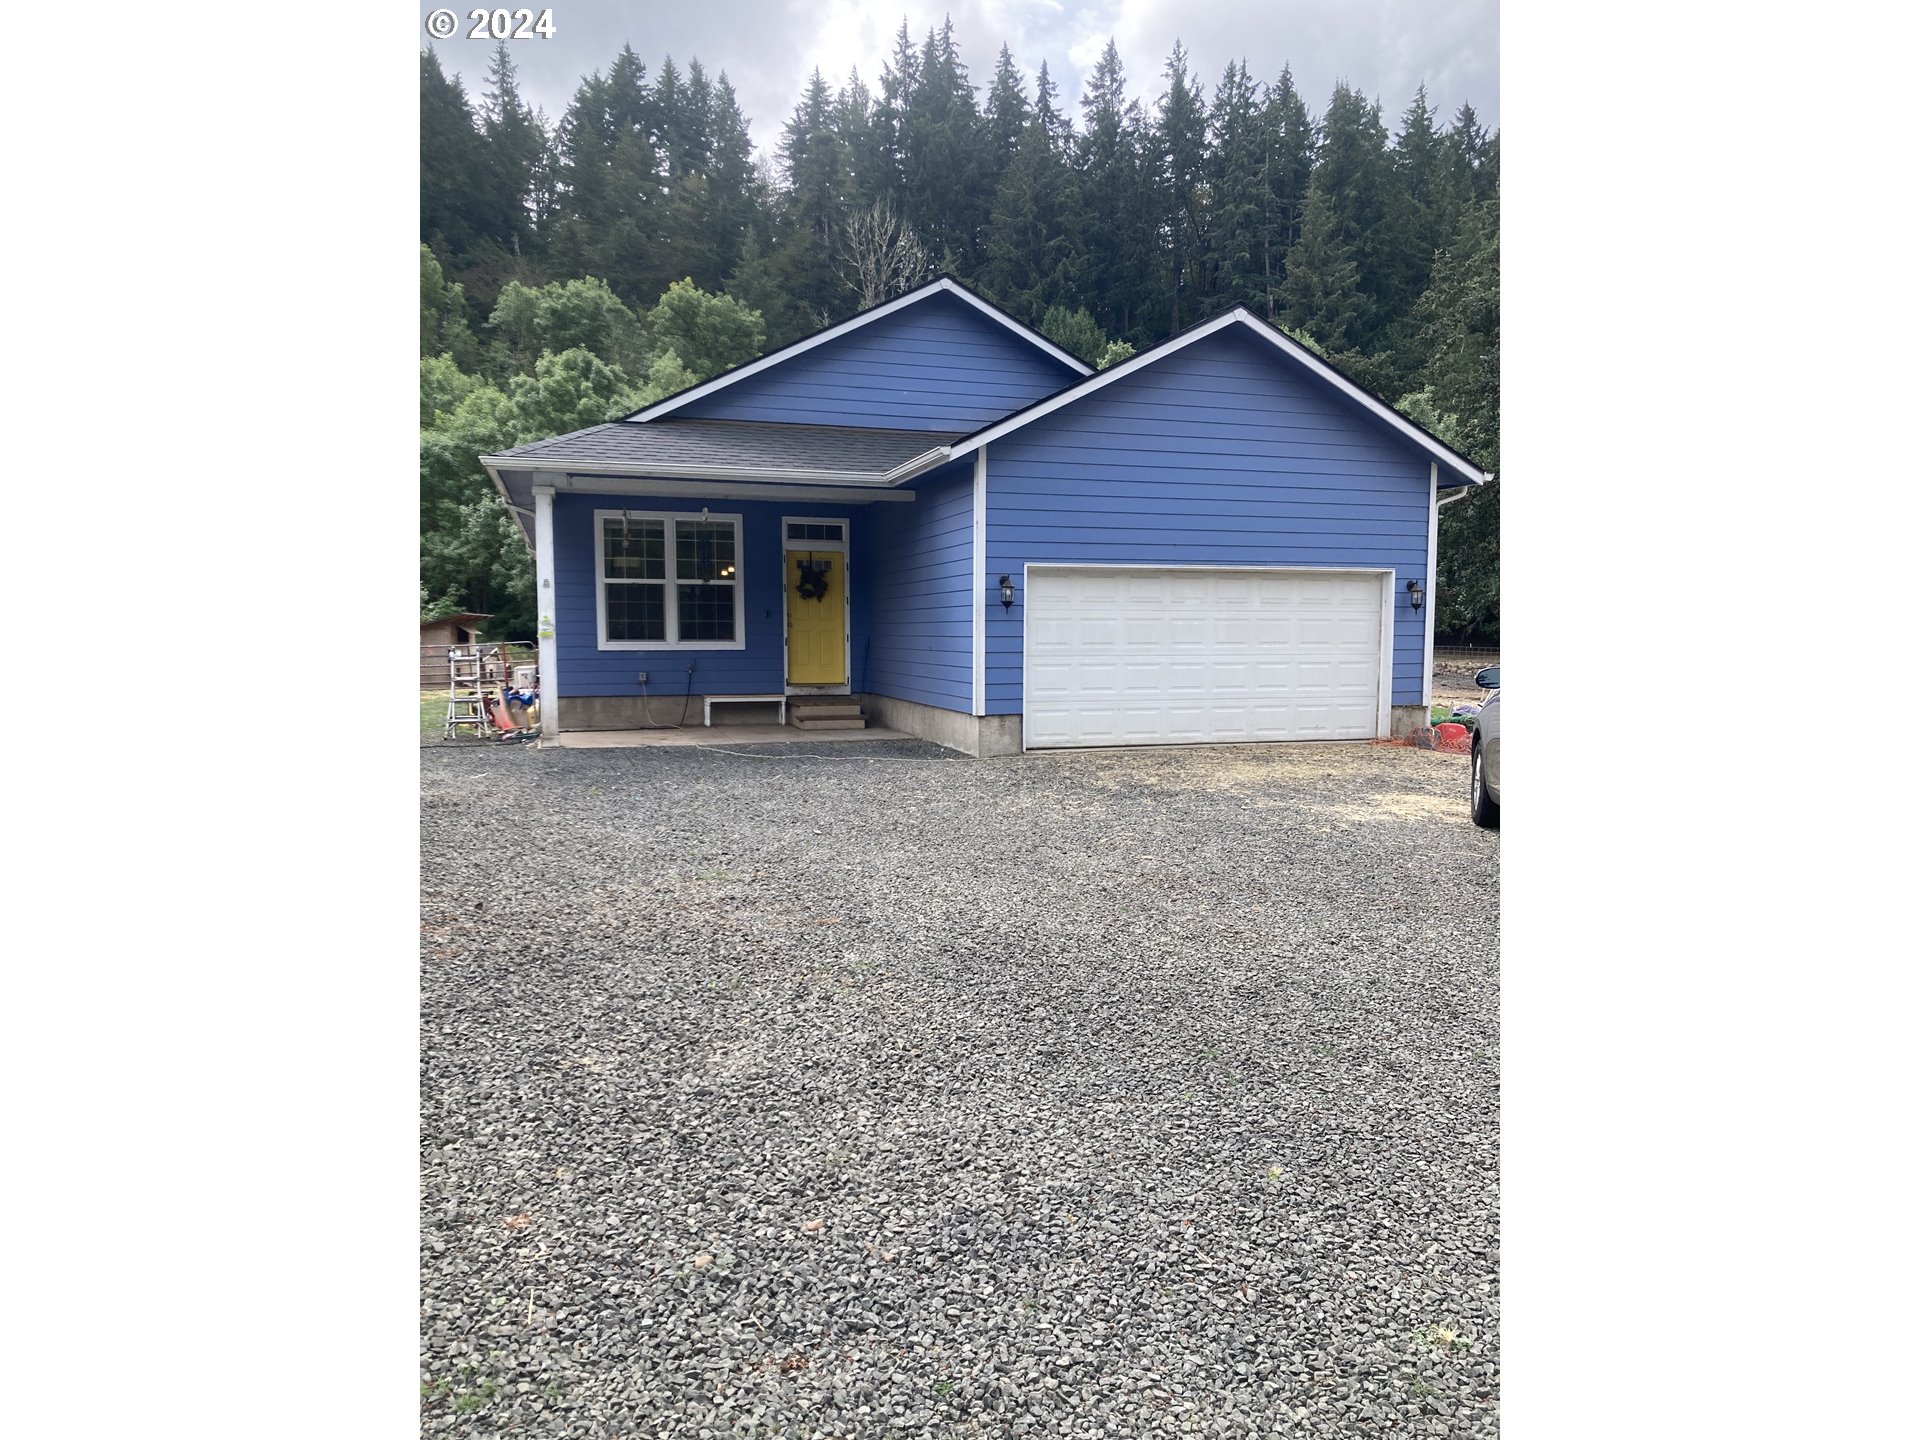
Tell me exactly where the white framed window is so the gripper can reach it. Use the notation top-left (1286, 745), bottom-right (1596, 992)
top-left (594, 509), bottom-right (746, 650)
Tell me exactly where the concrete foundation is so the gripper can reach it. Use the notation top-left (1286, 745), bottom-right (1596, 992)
top-left (860, 694), bottom-right (1023, 757)
top-left (557, 694), bottom-right (786, 730)
top-left (1389, 704), bottom-right (1428, 739)
top-left (558, 692), bottom-right (1425, 750)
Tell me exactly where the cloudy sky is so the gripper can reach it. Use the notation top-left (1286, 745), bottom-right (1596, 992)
top-left (423, 0), bottom-right (1498, 158)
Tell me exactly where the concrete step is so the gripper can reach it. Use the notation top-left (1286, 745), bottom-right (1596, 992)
top-left (789, 702), bottom-right (863, 719)
top-left (789, 715), bottom-right (867, 730)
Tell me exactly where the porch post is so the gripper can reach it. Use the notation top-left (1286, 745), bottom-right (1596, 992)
top-left (533, 484), bottom-right (561, 735)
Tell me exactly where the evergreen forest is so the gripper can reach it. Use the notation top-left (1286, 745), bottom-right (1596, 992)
top-left (421, 24), bottom-right (1499, 642)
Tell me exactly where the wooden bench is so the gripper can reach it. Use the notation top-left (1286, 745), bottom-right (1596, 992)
top-left (703, 694), bottom-right (788, 727)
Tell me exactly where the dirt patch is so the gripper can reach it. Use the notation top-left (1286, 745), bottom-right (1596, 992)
top-left (1051, 741), bottom-right (1448, 796)
top-left (1433, 661), bottom-right (1496, 711)
top-left (1321, 790), bottom-right (1470, 826)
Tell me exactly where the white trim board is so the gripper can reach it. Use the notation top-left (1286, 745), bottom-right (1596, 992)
top-left (945, 309), bottom-right (1492, 486)
top-left (592, 509), bottom-right (748, 652)
top-left (971, 448), bottom-right (988, 716)
top-left (780, 515), bottom-right (853, 693)
top-left (499, 473), bottom-right (916, 506)
top-left (628, 277), bottom-right (1092, 423)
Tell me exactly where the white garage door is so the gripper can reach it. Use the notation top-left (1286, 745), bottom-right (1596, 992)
top-left (1024, 566), bottom-right (1387, 749)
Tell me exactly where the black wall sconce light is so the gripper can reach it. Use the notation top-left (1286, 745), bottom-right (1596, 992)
top-left (998, 574), bottom-right (1017, 611)
top-left (1406, 579), bottom-right (1425, 612)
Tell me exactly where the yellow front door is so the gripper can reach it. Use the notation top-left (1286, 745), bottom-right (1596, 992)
top-left (786, 551), bottom-right (847, 685)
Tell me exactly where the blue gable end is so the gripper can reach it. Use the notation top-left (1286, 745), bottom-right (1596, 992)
top-left (676, 290), bottom-right (1081, 432)
top-left (982, 326), bottom-right (1437, 714)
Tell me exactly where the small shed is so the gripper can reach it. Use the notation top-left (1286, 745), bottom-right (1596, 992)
top-left (420, 613), bottom-right (492, 688)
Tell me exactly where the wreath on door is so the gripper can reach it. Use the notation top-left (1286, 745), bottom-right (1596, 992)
top-left (796, 556), bottom-right (832, 601)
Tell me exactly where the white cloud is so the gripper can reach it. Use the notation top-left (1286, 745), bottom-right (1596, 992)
top-left (424, 0), bottom-right (1498, 155)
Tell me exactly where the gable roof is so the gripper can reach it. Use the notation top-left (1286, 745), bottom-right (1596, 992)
top-left (627, 276), bottom-right (1093, 424)
top-left (944, 307), bottom-right (1493, 487)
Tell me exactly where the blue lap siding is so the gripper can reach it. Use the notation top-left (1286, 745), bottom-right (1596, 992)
top-left (981, 327), bottom-right (1434, 715)
top-left (678, 291), bottom-right (1080, 432)
top-left (552, 492), bottom-right (865, 698)
top-left (544, 321), bottom-right (1445, 726)
top-left (854, 461), bottom-right (974, 711)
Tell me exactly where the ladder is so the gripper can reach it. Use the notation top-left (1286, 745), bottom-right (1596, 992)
top-left (443, 646), bottom-right (497, 739)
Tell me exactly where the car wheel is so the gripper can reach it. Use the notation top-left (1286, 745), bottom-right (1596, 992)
top-left (1471, 741), bottom-right (1500, 830)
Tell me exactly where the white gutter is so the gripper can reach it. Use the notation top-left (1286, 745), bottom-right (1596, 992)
top-left (482, 444), bottom-right (956, 484)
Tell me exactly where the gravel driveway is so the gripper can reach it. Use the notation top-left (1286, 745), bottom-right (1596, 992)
top-left (422, 740), bottom-right (1498, 1437)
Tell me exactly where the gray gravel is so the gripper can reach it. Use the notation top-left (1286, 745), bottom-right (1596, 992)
top-left (421, 739), bottom-right (1498, 1437)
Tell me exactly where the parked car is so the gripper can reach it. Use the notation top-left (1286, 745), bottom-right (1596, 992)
top-left (1470, 666), bottom-right (1500, 829)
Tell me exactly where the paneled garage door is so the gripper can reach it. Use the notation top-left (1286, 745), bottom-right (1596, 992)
top-left (1023, 566), bottom-right (1388, 749)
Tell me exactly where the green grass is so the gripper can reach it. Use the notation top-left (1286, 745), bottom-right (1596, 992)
top-left (421, 689), bottom-right (535, 742)
top-left (422, 1368), bottom-right (502, 1415)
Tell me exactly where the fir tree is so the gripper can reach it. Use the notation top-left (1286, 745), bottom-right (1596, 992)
top-left (420, 50), bottom-right (495, 257)
top-left (479, 42), bottom-right (544, 255)
top-left (682, 59), bottom-right (716, 176)
top-left (779, 68), bottom-right (845, 248)
top-left (1258, 64), bottom-right (1315, 315)
top-left (652, 57), bottom-right (687, 172)
top-left (725, 227), bottom-right (807, 346)
top-left (1277, 185), bottom-right (1363, 350)
top-left (1313, 82), bottom-right (1400, 347)
top-left (773, 70), bottom-right (850, 325)
top-left (703, 73), bottom-right (761, 282)
top-left (901, 19), bottom-right (983, 268)
top-left (984, 45), bottom-right (1029, 194)
top-left (1206, 59), bottom-right (1267, 315)
top-left (1153, 41), bottom-right (1209, 331)
top-left (875, 21), bottom-right (920, 208)
top-left (1036, 59), bottom-right (1072, 151)
top-left (1393, 84), bottom-right (1452, 292)
top-left (982, 95), bottom-right (1078, 322)
top-left (1446, 101), bottom-right (1495, 202)
top-left (837, 70), bottom-right (887, 213)
top-left (1075, 40), bottom-right (1153, 338)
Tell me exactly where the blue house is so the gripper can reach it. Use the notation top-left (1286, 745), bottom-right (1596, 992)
top-left (484, 277), bottom-right (1490, 755)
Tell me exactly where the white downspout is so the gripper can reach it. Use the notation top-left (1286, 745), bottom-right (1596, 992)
top-left (1427, 477), bottom-right (1480, 708)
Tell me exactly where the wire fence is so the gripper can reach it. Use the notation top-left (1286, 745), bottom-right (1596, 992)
top-left (420, 643), bottom-right (537, 690)
top-left (1433, 644), bottom-right (1499, 671)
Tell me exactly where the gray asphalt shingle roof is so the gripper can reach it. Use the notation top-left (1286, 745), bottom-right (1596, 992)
top-left (485, 419), bottom-right (959, 477)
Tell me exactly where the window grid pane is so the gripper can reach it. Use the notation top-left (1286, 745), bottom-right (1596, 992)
top-left (606, 582), bottom-right (666, 641)
top-left (676, 583), bottom-right (735, 642)
top-left (786, 522), bottom-right (844, 543)
top-left (605, 519), bottom-right (665, 579)
top-left (676, 521), bottom-right (737, 582)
